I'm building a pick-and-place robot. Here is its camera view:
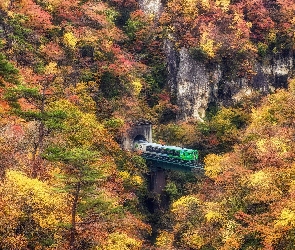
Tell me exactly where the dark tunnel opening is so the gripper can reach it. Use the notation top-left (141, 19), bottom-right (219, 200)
top-left (133, 134), bottom-right (147, 142)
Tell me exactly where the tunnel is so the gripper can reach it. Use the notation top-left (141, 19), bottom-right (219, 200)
top-left (133, 134), bottom-right (147, 143)
top-left (121, 121), bottom-right (152, 150)
top-left (133, 135), bottom-right (147, 151)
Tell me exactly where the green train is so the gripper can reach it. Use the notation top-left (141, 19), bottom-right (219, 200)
top-left (133, 140), bottom-right (199, 163)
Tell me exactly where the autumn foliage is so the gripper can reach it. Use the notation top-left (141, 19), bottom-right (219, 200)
top-left (0, 0), bottom-right (294, 249)
top-left (160, 81), bottom-right (295, 249)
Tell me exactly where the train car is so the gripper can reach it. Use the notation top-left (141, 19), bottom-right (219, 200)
top-left (133, 140), bottom-right (199, 163)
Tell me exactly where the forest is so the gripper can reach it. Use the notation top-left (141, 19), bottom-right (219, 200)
top-left (0, 0), bottom-right (295, 249)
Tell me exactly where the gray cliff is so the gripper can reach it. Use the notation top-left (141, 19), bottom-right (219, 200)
top-left (166, 46), bottom-right (294, 121)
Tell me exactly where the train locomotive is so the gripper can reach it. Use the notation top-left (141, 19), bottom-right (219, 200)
top-left (133, 140), bottom-right (199, 167)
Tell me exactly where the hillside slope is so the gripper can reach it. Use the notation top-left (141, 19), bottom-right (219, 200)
top-left (0, 0), bottom-right (294, 249)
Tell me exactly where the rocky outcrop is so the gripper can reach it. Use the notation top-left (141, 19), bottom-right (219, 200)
top-left (175, 48), bottom-right (220, 121)
top-left (138, 0), bottom-right (163, 17)
top-left (172, 48), bottom-right (294, 121)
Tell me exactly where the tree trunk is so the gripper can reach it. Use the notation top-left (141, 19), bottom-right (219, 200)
top-left (31, 120), bottom-right (45, 178)
top-left (69, 181), bottom-right (81, 249)
top-left (31, 84), bottom-right (46, 178)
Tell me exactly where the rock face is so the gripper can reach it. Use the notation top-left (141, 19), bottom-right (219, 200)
top-left (171, 48), bottom-right (294, 121)
top-left (138, 0), bottom-right (163, 17)
top-left (174, 48), bottom-right (220, 121)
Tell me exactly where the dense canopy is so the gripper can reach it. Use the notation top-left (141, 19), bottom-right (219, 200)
top-left (0, 0), bottom-right (294, 249)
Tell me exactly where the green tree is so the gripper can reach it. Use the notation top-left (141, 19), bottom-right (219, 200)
top-left (5, 62), bottom-right (65, 177)
top-left (0, 51), bottom-right (19, 85)
top-left (44, 146), bottom-right (110, 249)
top-left (43, 100), bottom-right (149, 248)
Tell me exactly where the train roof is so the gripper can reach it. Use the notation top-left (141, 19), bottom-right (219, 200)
top-left (135, 140), bottom-right (197, 152)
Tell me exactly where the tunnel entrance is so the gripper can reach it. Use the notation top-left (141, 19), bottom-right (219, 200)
top-left (121, 120), bottom-right (152, 150)
top-left (133, 135), bottom-right (147, 151)
top-left (133, 134), bottom-right (147, 142)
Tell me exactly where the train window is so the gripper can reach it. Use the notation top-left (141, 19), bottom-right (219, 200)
top-left (146, 146), bottom-right (151, 152)
top-left (187, 152), bottom-right (192, 157)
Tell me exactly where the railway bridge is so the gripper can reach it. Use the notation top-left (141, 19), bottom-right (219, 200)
top-left (121, 120), bottom-right (203, 193)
